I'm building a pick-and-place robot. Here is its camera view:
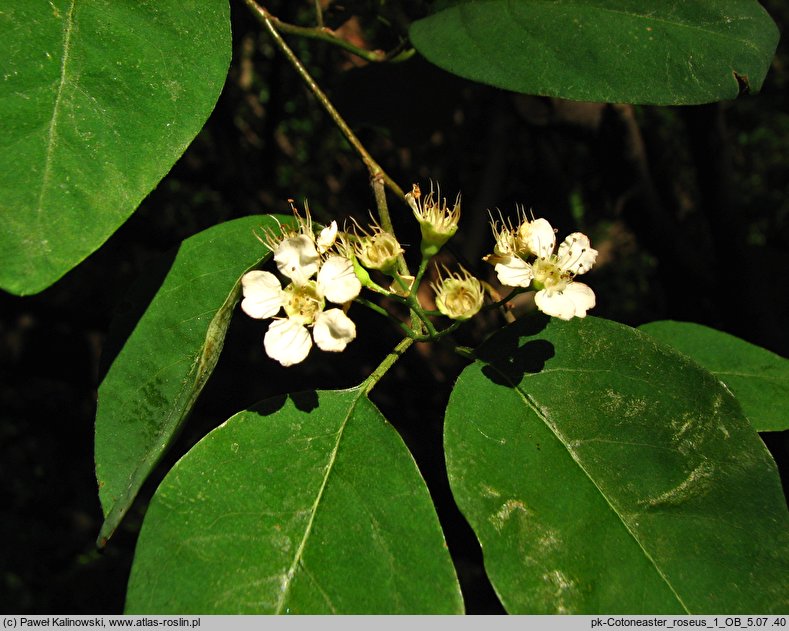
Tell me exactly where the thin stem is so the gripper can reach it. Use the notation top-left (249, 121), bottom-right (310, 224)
top-left (362, 337), bottom-right (415, 395)
top-left (410, 319), bottom-right (462, 342)
top-left (404, 294), bottom-right (438, 337)
top-left (354, 296), bottom-right (391, 320)
top-left (371, 176), bottom-right (395, 240)
top-left (481, 284), bottom-right (528, 311)
top-left (313, 0), bottom-right (323, 28)
top-left (268, 4), bottom-right (414, 63)
top-left (411, 257), bottom-right (430, 299)
top-left (245, 0), bottom-right (404, 199)
top-left (372, 177), bottom-right (409, 277)
top-left (451, 344), bottom-right (476, 361)
top-left (354, 297), bottom-right (416, 338)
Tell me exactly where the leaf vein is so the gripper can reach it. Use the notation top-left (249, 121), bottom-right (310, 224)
top-left (274, 389), bottom-right (364, 613)
top-left (481, 358), bottom-right (691, 612)
top-left (37, 0), bottom-right (77, 248)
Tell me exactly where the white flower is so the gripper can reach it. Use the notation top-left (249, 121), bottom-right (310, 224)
top-left (240, 263), bottom-right (357, 366)
top-left (489, 216), bottom-right (556, 288)
top-left (530, 231), bottom-right (598, 320)
top-left (312, 309), bottom-right (356, 352)
top-left (316, 255), bottom-right (361, 304)
top-left (484, 215), bottom-right (598, 320)
top-left (241, 198), bottom-right (370, 365)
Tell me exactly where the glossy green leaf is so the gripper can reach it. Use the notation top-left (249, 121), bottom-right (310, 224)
top-left (446, 316), bottom-right (789, 614)
top-left (0, 0), bottom-right (231, 295)
top-left (125, 389), bottom-right (464, 614)
top-left (95, 215), bottom-right (290, 547)
top-left (409, 1), bottom-right (779, 105)
top-left (639, 321), bottom-right (789, 432)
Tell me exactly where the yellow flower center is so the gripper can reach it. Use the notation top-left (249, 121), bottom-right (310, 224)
top-left (283, 281), bottom-right (324, 325)
top-left (531, 258), bottom-right (570, 294)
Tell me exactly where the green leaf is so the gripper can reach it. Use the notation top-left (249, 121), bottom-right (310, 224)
top-left (409, 0), bottom-right (779, 105)
top-left (446, 316), bottom-right (789, 614)
top-left (95, 215), bottom-right (290, 547)
top-left (0, 0), bottom-right (231, 295)
top-left (125, 389), bottom-right (464, 614)
top-left (639, 321), bottom-right (789, 432)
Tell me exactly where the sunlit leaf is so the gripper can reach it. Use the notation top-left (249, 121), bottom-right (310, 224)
top-left (0, 0), bottom-right (231, 295)
top-left (95, 215), bottom-right (289, 546)
top-left (125, 389), bottom-right (464, 614)
top-left (446, 316), bottom-right (789, 613)
top-left (639, 320), bottom-right (789, 432)
top-left (410, 1), bottom-right (779, 104)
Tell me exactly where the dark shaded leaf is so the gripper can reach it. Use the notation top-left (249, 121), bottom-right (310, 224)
top-left (95, 215), bottom-right (288, 546)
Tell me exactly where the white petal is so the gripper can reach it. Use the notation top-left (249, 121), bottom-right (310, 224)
top-left (317, 221), bottom-right (338, 253)
top-left (563, 282), bottom-right (596, 316)
top-left (534, 289), bottom-right (575, 320)
top-left (519, 218), bottom-right (555, 258)
top-left (316, 256), bottom-right (362, 303)
top-left (274, 235), bottom-right (320, 285)
top-left (240, 270), bottom-right (284, 319)
top-left (313, 309), bottom-right (356, 352)
top-left (494, 256), bottom-right (533, 288)
top-left (557, 232), bottom-right (597, 275)
top-left (534, 282), bottom-right (595, 320)
top-left (264, 319), bottom-right (312, 366)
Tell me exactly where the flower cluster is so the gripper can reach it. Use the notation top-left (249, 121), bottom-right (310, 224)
top-left (240, 209), bottom-right (362, 366)
top-left (484, 208), bottom-right (598, 320)
top-left (240, 184), bottom-right (598, 367)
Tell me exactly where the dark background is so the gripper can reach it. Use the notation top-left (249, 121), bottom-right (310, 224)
top-left (2, 0), bottom-right (788, 614)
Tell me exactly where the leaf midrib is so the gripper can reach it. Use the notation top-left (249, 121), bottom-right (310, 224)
top-left (37, 0), bottom-right (77, 245)
top-left (274, 389), bottom-right (363, 614)
top-left (481, 358), bottom-right (691, 613)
